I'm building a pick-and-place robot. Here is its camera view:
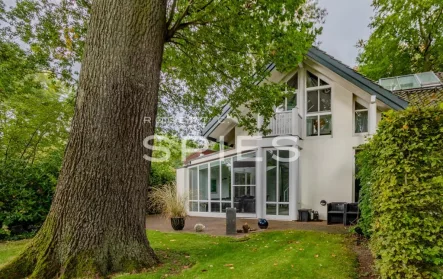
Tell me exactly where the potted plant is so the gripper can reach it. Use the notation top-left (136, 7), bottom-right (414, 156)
top-left (149, 184), bottom-right (187, 231)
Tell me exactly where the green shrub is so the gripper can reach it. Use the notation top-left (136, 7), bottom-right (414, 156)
top-left (357, 105), bottom-right (443, 278)
top-left (355, 146), bottom-right (375, 238)
top-left (149, 163), bottom-right (176, 187)
top-left (0, 153), bottom-right (61, 239)
top-left (146, 163), bottom-right (177, 215)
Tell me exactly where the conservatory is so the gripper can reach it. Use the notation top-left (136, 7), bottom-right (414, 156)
top-left (178, 147), bottom-right (299, 220)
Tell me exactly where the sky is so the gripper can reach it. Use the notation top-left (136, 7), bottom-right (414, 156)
top-left (317, 0), bottom-right (374, 67)
top-left (2, 0), bottom-right (374, 67)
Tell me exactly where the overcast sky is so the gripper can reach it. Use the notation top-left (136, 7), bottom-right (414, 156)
top-left (3, 0), bottom-right (374, 67)
top-left (317, 0), bottom-right (374, 67)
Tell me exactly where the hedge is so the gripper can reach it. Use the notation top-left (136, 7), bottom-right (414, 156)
top-left (0, 155), bottom-right (61, 239)
top-left (356, 105), bottom-right (443, 278)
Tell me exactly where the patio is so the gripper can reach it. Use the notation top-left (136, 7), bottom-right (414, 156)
top-left (146, 215), bottom-right (348, 236)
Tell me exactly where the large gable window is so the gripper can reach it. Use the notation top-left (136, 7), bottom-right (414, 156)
top-left (354, 99), bottom-right (368, 134)
top-left (306, 71), bottom-right (332, 137)
top-left (277, 73), bottom-right (298, 112)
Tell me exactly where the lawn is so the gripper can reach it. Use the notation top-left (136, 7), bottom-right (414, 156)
top-left (0, 239), bottom-right (28, 265)
top-left (0, 230), bottom-right (357, 279)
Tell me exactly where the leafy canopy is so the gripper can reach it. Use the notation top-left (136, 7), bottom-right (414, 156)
top-left (0, 0), bottom-right (325, 135)
top-left (0, 39), bottom-right (74, 238)
top-left (357, 0), bottom-right (443, 80)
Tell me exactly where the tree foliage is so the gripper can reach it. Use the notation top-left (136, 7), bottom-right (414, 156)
top-left (0, 39), bottom-right (47, 100)
top-left (0, 39), bottom-right (74, 238)
top-left (1, 0), bottom-right (326, 134)
top-left (357, 0), bottom-right (443, 80)
top-left (0, 76), bottom-right (74, 164)
top-left (356, 105), bottom-right (443, 278)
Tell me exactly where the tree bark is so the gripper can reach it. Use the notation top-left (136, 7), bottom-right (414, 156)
top-left (0, 0), bottom-right (166, 278)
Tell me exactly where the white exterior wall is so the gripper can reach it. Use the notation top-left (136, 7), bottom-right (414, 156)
top-left (176, 167), bottom-right (187, 199)
top-left (299, 82), bottom-right (366, 220)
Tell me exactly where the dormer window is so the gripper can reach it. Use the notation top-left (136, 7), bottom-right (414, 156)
top-left (277, 73), bottom-right (298, 112)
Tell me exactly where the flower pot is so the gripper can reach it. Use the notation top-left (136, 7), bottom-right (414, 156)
top-left (170, 217), bottom-right (185, 231)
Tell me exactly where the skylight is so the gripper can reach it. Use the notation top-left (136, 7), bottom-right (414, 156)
top-left (379, 72), bottom-right (441, 91)
top-left (416, 72), bottom-right (441, 86)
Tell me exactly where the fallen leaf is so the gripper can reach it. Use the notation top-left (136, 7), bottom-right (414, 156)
top-left (331, 254), bottom-right (337, 257)
top-left (314, 255), bottom-right (319, 258)
top-left (183, 266), bottom-right (189, 269)
top-left (230, 267), bottom-right (234, 270)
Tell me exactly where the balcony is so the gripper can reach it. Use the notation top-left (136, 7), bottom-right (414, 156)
top-left (258, 107), bottom-right (303, 137)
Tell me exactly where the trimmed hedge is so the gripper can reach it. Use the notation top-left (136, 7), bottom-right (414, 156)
top-left (357, 105), bottom-right (443, 278)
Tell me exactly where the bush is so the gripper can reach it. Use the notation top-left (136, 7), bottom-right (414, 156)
top-left (0, 154), bottom-right (61, 240)
top-left (148, 184), bottom-right (187, 219)
top-left (146, 163), bottom-right (176, 215)
top-left (356, 105), bottom-right (443, 278)
top-left (355, 147), bottom-right (375, 238)
top-left (149, 163), bottom-right (176, 187)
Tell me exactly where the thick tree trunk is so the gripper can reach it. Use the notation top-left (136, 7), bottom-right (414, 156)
top-left (0, 0), bottom-right (166, 278)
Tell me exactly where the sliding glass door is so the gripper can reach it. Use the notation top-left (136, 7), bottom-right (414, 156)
top-left (265, 149), bottom-right (290, 217)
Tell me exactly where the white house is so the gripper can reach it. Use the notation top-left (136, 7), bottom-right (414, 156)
top-left (176, 47), bottom-right (441, 221)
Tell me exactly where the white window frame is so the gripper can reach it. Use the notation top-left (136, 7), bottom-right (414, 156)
top-left (353, 96), bottom-right (369, 135)
top-left (305, 70), bottom-right (332, 138)
top-left (277, 72), bottom-right (298, 112)
top-left (187, 152), bottom-right (257, 214)
top-left (264, 149), bottom-right (291, 217)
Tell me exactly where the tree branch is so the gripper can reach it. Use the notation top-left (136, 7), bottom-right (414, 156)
top-left (166, 0), bottom-right (179, 29)
top-left (422, 7), bottom-right (443, 61)
top-left (195, 0), bottom-right (214, 13)
top-left (173, 19), bottom-right (208, 32)
top-left (166, 0), bottom-right (195, 40)
top-left (166, 0), bottom-right (218, 41)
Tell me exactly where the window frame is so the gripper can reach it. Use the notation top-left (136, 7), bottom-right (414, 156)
top-left (187, 152), bottom-right (257, 214)
top-left (277, 72), bottom-right (298, 112)
top-left (305, 70), bottom-right (332, 138)
top-left (353, 97), bottom-right (369, 135)
top-left (264, 149), bottom-right (291, 217)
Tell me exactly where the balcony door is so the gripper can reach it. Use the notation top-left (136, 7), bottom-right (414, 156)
top-left (265, 149), bottom-right (292, 218)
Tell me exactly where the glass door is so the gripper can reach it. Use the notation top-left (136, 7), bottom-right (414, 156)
top-left (265, 149), bottom-right (290, 217)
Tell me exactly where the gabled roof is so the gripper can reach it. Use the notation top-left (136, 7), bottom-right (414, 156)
top-left (307, 47), bottom-right (408, 110)
top-left (391, 72), bottom-right (443, 106)
top-left (202, 47), bottom-right (409, 137)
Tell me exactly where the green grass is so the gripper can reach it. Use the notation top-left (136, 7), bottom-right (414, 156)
top-left (0, 239), bottom-right (28, 267)
top-left (0, 230), bottom-right (358, 279)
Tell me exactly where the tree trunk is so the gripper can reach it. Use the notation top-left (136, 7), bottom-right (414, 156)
top-left (0, 0), bottom-right (166, 278)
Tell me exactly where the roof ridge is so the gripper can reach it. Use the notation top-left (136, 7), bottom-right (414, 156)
top-left (309, 46), bottom-right (391, 93)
